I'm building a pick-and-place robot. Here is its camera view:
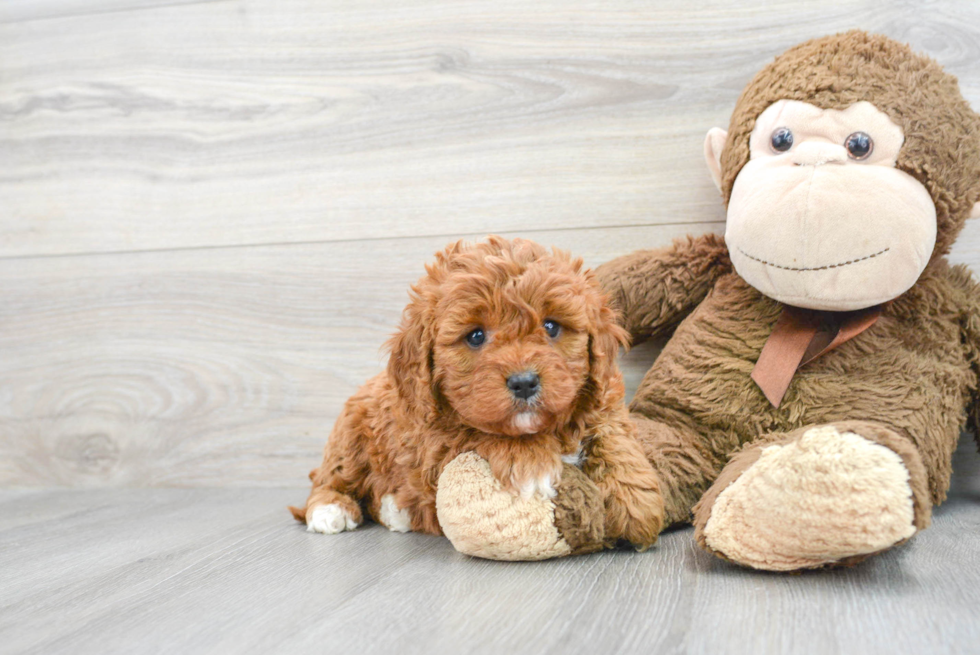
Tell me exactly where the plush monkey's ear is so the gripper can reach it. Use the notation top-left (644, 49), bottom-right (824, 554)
top-left (970, 201), bottom-right (980, 219)
top-left (704, 127), bottom-right (728, 192)
top-left (386, 290), bottom-right (438, 424)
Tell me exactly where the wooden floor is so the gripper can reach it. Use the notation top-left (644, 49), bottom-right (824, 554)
top-left (3, 1), bottom-right (980, 653)
top-left (3, 440), bottom-right (979, 655)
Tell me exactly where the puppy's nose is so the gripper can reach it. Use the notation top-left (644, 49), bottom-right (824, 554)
top-left (506, 371), bottom-right (540, 400)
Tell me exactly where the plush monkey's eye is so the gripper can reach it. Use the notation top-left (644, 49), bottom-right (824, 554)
top-left (543, 319), bottom-right (561, 339)
top-left (465, 328), bottom-right (486, 348)
top-left (770, 127), bottom-right (794, 152)
top-left (845, 132), bottom-right (873, 160)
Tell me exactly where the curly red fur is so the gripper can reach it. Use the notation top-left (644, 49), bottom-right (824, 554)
top-left (290, 236), bottom-right (663, 547)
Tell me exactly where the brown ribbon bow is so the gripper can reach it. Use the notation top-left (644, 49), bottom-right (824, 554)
top-left (751, 304), bottom-right (883, 408)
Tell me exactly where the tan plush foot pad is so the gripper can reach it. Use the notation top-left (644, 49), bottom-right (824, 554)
top-left (436, 452), bottom-right (604, 561)
top-left (702, 426), bottom-right (917, 571)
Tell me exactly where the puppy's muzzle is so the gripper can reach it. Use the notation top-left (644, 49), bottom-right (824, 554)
top-left (506, 371), bottom-right (540, 400)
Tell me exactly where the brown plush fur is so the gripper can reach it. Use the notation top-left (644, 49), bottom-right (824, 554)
top-left (601, 241), bottom-right (980, 530)
top-left (291, 236), bottom-right (663, 548)
top-left (958, 264), bottom-right (980, 442)
top-left (552, 464), bottom-right (606, 554)
top-left (595, 32), bottom-right (980, 565)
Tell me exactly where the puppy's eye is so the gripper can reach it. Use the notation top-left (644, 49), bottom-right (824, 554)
top-left (543, 319), bottom-right (561, 339)
top-left (845, 131), bottom-right (873, 160)
top-left (770, 127), bottom-right (793, 153)
top-left (464, 328), bottom-right (486, 348)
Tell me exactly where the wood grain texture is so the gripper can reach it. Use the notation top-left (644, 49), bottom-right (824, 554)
top-left (0, 0), bottom-right (220, 25)
top-left (0, 440), bottom-right (978, 655)
top-left (1, 0), bottom-right (979, 256)
top-left (1, 0), bottom-right (980, 489)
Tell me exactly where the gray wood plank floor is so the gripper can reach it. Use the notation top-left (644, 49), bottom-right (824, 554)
top-left (3, 439), bottom-right (979, 655)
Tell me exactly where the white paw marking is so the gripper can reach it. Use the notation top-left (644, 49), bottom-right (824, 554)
top-left (519, 474), bottom-right (557, 500)
top-left (379, 494), bottom-right (412, 533)
top-left (561, 447), bottom-right (584, 468)
top-left (307, 503), bottom-right (359, 534)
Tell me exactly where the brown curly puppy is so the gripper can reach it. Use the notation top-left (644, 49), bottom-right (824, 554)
top-left (290, 236), bottom-right (663, 548)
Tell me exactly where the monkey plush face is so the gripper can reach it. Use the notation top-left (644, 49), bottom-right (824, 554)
top-left (702, 31), bottom-right (980, 313)
top-left (706, 99), bottom-right (937, 311)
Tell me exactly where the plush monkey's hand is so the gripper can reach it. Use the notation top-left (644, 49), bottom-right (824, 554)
top-left (435, 452), bottom-right (606, 560)
top-left (593, 233), bottom-right (731, 344)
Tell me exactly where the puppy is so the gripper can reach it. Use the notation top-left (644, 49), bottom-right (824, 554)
top-left (290, 236), bottom-right (662, 548)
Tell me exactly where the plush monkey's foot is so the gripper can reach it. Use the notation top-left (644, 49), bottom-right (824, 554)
top-left (436, 452), bottom-right (606, 561)
top-left (695, 425), bottom-right (920, 571)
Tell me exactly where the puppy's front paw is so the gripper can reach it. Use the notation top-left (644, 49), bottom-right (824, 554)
top-left (307, 503), bottom-right (360, 534)
top-left (584, 458), bottom-right (664, 549)
top-left (501, 459), bottom-right (563, 500)
top-left (518, 474), bottom-right (557, 500)
top-left (615, 486), bottom-right (664, 551)
top-left (379, 494), bottom-right (412, 533)
top-left (474, 444), bottom-right (563, 501)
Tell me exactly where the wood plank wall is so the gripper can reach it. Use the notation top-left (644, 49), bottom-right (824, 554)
top-left (2, 0), bottom-right (979, 487)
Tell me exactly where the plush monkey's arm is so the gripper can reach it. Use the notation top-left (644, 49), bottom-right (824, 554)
top-left (593, 233), bottom-right (731, 345)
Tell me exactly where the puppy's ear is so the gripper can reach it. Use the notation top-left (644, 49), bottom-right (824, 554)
top-left (386, 286), bottom-right (438, 424)
top-left (586, 298), bottom-right (630, 405)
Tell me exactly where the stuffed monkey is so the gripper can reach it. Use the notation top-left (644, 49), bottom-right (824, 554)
top-left (592, 31), bottom-right (980, 570)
